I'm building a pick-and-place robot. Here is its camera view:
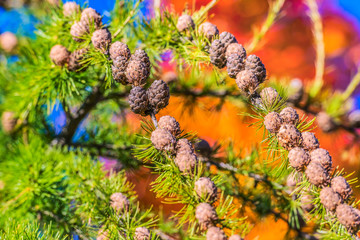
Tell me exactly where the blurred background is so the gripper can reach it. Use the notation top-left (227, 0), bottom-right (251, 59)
top-left (1, 0), bottom-right (360, 239)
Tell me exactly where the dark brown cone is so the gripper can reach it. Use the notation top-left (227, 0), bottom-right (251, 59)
top-left (245, 54), bottom-right (266, 83)
top-left (226, 53), bottom-right (245, 78)
top-left (147, 80), bottom-right (170, 113)
top-left (210, 39), bottom-right (227, 69)
top-left (219, 31), bottom-right (237, 48)
top-left (235, 70), bottom-right (259, 95)
top-left (128, 87), bottom-right (149, 116)
top-left (277, 124), bottom-right (302, 150)
top-left (126, 60), bottom-right (149, 86)
top-left (91, 28), bottom-right (111, 53)
top-left (109, 41), bottom-right (131, 61)
top-left (194, 139), bottom-right (211, 157)
top-left (112, 56), bottom-right (129, 85)
top-left (130, 49), bottom-right (151, 70)
top-left (226, 43), bottom-right (246, 59)
top-left (68, 48), bottom-right (88, 72)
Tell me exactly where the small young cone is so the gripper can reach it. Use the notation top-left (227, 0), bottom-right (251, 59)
top-left (210, 39), bottom-right (227, 69)
top-left (310, 148), bottom-right (332, 172)
top-left (134, 227), bottom-right (150, 240)
top-left (280, 107), bottom-right (299, 125)
top-left (195, 203), bottom-right (218, 229)
top-left (68, 48), bottom-right (88, 72)
top-left (235, 70), bottom-right (259, 95)
top-left (151, 128), bottom-right (176, 152)
top-left (50, 45), bottom-right (70, 66)
top-left (264, 112), bottom-right (283, 134)
top-left (70, 21), bottom-right (89, 42)
top-left (206, 227), bottom-right (227, 240)
top-left (2, 111), bottom-right (17, 133)
top-left (110, 192), bottom-right (130, 212)
top-left (226, 43), bottom-right (246, 59)
top-left (229, 235), bottom-right (243, 240)
top-left (174, 151), bottom-right (198, 173)
top-left (336, 204), bottom-right (360, 234)
top-left (158, 115), bottom-right (181, 136)
top-left (305, 161), bottom-right (330, 187)
top-left (219, 31), bottom-right (237, 48)
top-left (288, 147), bottom-right (310, 171)
top-left (0, 32), bottom-right (17, 53)
top-left (300, 191), bottom-right (315, 212)
top-left (301, 132), bottom-right (319, 151)
top-left (331, 176), bottom-right (353, 201)
top-left (320, 187), bottom-right (343, 211)
top-left (176, 138), bottom-right (194, 155)
top-left (147, 80), bottom-right (170, 113)
top-left (316, 112), bottom-right (336, 133)
top-left (81, 7), bottom-right (102, 29)
top-left (198, 22), bottom-right (219, 41)
top-left (245, 54), bottom-right (266, 83)
top-left (260, 87), bottom-right (280, 106)
top-left (277, 124), bottom-right (302, 150)
top-left (63, 2), bottom-right (80, 17)
top-left (91, 28), bottom-right (111, 53)
top-left (176, 14), bottom-right (195, 32)
top-left (194, 177), bottom-right (217, 202)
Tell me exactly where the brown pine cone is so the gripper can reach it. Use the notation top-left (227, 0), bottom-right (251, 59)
top-left (128, 87), bottom-right (149, 116)
top-left (134, 227), bottom-right (150, 240)
top-left (348, 110), bottom-right (360, 128)
top-left (176, 14), bottom-right (195, 32)
top-left (219, 31), bottom-right (237, 48)
top-left (151, 128), bottom-right (176, 152)
top-left (176, 138), bottom-right (194, 155)
top-left (280, 107), bottom-right (299, 125)
top-left (226, 54), bottom-right (244, 79)
top-left (210, 39), bottom-right (227, 69)
top-left (0, 32), bottom-right (17, 53)
top-left (109, 41), bottom-right (131, 61)
top-left (301, 132), bottom-right (319, 151)
top-left (63, 1), bottom-right (80, 17)
top-left (50, 45), bottom-right (70, 66)
top-left (130, 49), bottom-right (151, 70)
top-left (126, 60), bottom-right (149, 86)
top-left (110, 192), bottom-right (130, 212)
top-left (195, 203), bottom-right (218, 228)
top-left (158, 115), bottom-right (181, 136)
top-left (147, 80), bottom-right (170, 113)
top-left (264, 112), bottom-right (283, 134)
top-left (288, 147), bottom-right (310, 171)
top-left (91, 28), bottom-right (111, 53)
top-left (194, 139), bottom-right (211, 158)
top-left (235, 69), bottom-right (259, 95)
top-left (174, 151), bottom-right (198, 173)
top-left (300, 191), bottom-right (315, 212)
top-left (81, 7), bottom-right (102, 29)
top-left (305, 161), bottom-right (330, 187)
top-left (198, 22), bottom-right (219, 41)
top-left (68, 48), bottom-right (88, 72)
top-left (310, 148), bottom-right (332, 172)
top-left (288, 78), bottom-right (304, 104)
top-left (331, 176), bottom-right (353, 201)
top-left (206, 227), bottom-right (227, 240)
top-left (245, 55), bottom-right (266, 83)
top-left (260, 87), bottom-right (280, 107)
top-left (277, 124), bottom-right (302, 150)
top-left (316, 112), bottom-right (337, 133)
top-left (336, 204), bottom-right (360, 234)
top-left (2, 111), bottom-right (17, 133)
top-left (226, 43), bottom-right (246, 59)
top-left (70, 21), bottom-right (89, 42)
top-left (194, 177), bottom-right (217, 202)
top-left (112, 56), bottom-right (129, 85)
top-left (320, 187), bottom-right (343, 212)
top-left (229, 235), bottom-right (243, 240)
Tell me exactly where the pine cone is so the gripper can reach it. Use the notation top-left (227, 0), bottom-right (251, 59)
top-left (277, 124), bottom-right (302, 150)
top-left (305, 161), bottom-right (330, 187)
top-left (177, 14), bottom-right (195, 32)
top-left (280, 107), bottom-right (299, 125)
top-left (245, 55), bottom-right (266, 83)
top-left (81, 7), bottom-right (102, 29)
top-left (226, 54), bottom-right (244, 78)
top-left (176, 138), bottom-right (194, 155)
top-left (195, 203), bottom-right (218, 229)
top-left (264, 112), bottom-right (283, 134)
top-left (300, 191), bottom-right (315, 212)
top-left (349, 110), bottom-right (360, 128)
top-left (288, 147), bottom-right (310, 171)
top-left (206, 227), bottom-right (227, 240)
top-left (134, 227), bottom-right (150, 240)
top-left (288, 78), bottom-right (304, 104)
top-left (0, 32), bottom-right (17, 53)
top-left (110, 192), bottom-right (130, 212)
top-left (147, 80), bottom-right (170, 113)
top-left (151, 128), bottom-right (176, 152)
top-left (320, 187), bottom-right (343, 212)
top-left (91, 28), bottom-right (111, 53)
top-left (210, 39), bottom-right (227, 68)
top-left (68, 48), bottom-right (88, 72)
top-left (310, 148), bottom-right (332, 172)
top-left (194, 177), bottom-right (217, 202)
top-left (336, 204), bottom-right (360, 234)
top-left (109, 41), bottom-right (131, 61)
top-left (316, 112), bottom-right (337, 133)
top-left (130, 49), bottom-right (151, 70)
top-left (174, 151), bottom-right (198, 173)
top-left (63, 1), bottom-right (80, 17)
top-left (70, 21), bottom-right (88, 42)
top-left (198, 22), bottom-right (219, 41)
top-left (225, 43), bottom-right (246, 59)
top-left (235, 69), bottom-right (259, 95)
top-left (128, 87), bottom-right (149, 116)
top-left (260, 87), bottom-right (280, 107)
top-left (301, 132), bottom-right (319, 151)
top-left (2, 111), bottom-right (17, 133)
top-left (286, 172), bottom-right (302, 188)
top-left (194, 139), bottom-right (212, 158)
top-left (229, 235), bottom-right (243, 240)
top-left (331, 176), bottom-right (353, 201)
top-left (158, 115), bottom-right (181, 136)
top-left (126, 60), bottom-right (149, 86)
top-left (219, 31), bottom-right (237, 48)
top-left (50, 45), bottom-right (70, 66)
top-left (112, 56), bottom-right (129, 85)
